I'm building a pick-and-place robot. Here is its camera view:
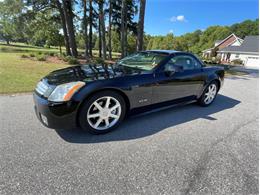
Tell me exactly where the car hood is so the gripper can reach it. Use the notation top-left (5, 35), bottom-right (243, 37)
top-left (44, 64), bottom-right (144, 85)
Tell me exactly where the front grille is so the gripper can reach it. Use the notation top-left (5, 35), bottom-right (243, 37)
top-left (35, 80), bottom-right (49, 96)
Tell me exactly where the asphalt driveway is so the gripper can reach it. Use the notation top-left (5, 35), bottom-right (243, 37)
top-left (0, 73), bottom-right (259, 194)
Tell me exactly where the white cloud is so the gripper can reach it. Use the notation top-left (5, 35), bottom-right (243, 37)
top-left (169, 29), bottom-right (174, 33)
top-left (170, 15), bottom-right (187, 22)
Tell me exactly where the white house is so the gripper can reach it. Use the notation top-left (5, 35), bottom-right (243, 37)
top-left (217, 36), bottom-right (259, 68)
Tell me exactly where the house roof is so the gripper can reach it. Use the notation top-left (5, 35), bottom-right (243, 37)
top-left (218, 36), bottom-right (259, 54)
top-left (214, 33), bottom-right (241, 48)
top-left (203, 33), bottom-right (243, 53)
top-left (214, 40), bottom-right (223, 45)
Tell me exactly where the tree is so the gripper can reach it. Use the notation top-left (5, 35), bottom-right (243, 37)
top-left (137, 0), bottom-right (146, 51)
top-left (55, 0), bottom-right (71, 55)
top-left (62, 0), bottom-right (78, 57)
top-left (82, 0), bottom-right (89, 58)
top-left (0, 0), bottom-right (24, 44)
top-left (98, 0), bottom-right (106, 59)
top-left (230, 19), bottom-right (259, 38)
top-left (120, 0), bottom-right (127, 57)
top-left (88, 0), bottom-right (93, 56)
top-left (108, 0), bottom-right (113, 59)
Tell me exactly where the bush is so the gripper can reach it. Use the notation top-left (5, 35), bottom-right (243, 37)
top-left (21, 54), bottom-right (29, 58)
top-left (29, 53), bottom-right (35, 57)
top-left (36, 55), bottom-right (47, 61)
top-left (62, 56), bottom-right (69, 62)
top-left (67, 56), bottom-right (79, 65)
top-left (231, 59), bottom-right (243, 65)
top-left (60, 55), bottom-right (79, 64)
top-left (48, 52), bottom-right (55, 56)
top-left (95, 57), bottom-right (105, 65)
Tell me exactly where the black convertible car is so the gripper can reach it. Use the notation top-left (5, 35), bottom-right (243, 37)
top-left (34, 50), bottom-right (224, 134)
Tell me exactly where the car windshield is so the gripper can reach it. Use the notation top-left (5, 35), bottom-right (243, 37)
top-left (117, 52), bottom-right (168, 71)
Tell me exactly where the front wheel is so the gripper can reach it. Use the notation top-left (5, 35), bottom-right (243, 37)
top-left (198, 81), bottom-right (218, 106)
top-left (78, 91), bottom-right (126, 134)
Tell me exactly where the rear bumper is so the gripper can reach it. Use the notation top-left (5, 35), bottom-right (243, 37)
top-left (33, 93), bottom-right (79, 129)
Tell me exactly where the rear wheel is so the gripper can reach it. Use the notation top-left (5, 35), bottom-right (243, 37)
top-left (198, 81), bottom-right (218, 106)
top-left (78, 91), bottom-right (126, 134)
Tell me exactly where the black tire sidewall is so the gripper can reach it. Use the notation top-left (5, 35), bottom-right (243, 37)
top-left (78, 91), bottom-right (126, 134)
top-left (198, 81), bottom-right (218, 107)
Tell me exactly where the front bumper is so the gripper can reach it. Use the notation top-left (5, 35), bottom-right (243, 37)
top-left (33, 92), bottom-right (80, 129)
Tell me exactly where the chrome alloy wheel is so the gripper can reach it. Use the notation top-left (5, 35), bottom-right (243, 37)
top-left (204, 83), bottom-right (217, 104)
top-left (87, 96), bottom-right (122, 131)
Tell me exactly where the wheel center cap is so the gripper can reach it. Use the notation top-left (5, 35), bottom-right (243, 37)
top-left (100, 108), bottom-right (110, 118)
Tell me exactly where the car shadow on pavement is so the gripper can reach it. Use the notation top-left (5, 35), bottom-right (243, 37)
top-left (55, 95), bottom-right (240, 143)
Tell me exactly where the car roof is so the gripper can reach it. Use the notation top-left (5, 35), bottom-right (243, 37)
top-left (146, 50), bottom-right (181, 54)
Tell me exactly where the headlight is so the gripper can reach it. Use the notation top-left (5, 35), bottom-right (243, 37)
top-left (48, 81), bottom-right (85, 102)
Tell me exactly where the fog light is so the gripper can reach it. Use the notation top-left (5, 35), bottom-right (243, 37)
top-left (40, 114), bottom-right (48, 125)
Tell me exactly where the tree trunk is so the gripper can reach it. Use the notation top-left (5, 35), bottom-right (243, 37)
top-left (99, 1), bottom-right (106, 60)
top-left (120, 0), bottom-right (127, 58)
top-left (59, 44), bottom-right (62, 54)
top-left (6, 39), bottom-right (10, 45)
top-left (83, 0), bottom-right (89, 58)
top-left (108, 0), bottom-right (112, 59)
top-left (98, 17), bottom-right (102, 58)
top-left (56, 0), bottom-right (71, 56)
top-left (137, 0), bottom-right (146, 51)
top-left (88, 0), bottom-right (93, 56)
top-left (62, 0), bottom-right (78, 57)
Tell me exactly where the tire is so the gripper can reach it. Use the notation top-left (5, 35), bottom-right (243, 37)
top-left (198, 81), bottom-right (219, 107)
top-left (78, 90), bottom-right (126, 134)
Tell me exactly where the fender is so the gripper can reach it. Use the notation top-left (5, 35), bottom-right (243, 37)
top-left (72, 77), bottom-right (133, 109)
top-left (197, 72), bottom-right (221, 98)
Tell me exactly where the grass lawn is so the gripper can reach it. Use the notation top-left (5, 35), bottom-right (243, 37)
top-left (225, 69), bottom-right (248, 77)
top-left (0, 42), bottom-right (121, 94)
top-left (0, 52), bottom-right (69, 94)
top-left (206, 63), bottom-right (249, 77)
top-left (0, 42), bottom-right (121, 57)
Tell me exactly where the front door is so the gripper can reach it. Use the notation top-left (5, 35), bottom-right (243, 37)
top-left (152, 54), bottom-right (204, 104)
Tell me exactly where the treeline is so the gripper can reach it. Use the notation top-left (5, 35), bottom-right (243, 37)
top-left (0, 0), bottom-right (258, 59)
top-left (0, 0), bottom-right (146, 59)
top-left (146, 19), bottom-right (259, 55)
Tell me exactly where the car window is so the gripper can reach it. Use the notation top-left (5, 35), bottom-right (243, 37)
top-left (168, 55), bottom-right (201, 70)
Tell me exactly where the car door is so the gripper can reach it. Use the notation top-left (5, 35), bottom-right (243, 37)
top-left (152, 54), bottom-right (204, 104)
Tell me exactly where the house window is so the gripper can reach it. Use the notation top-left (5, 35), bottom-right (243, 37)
top-left (235, 54), bottom-right (240, 58)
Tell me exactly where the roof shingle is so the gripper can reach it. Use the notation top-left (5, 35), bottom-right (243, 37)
top-left (219, 36), bottom-right (259, 53)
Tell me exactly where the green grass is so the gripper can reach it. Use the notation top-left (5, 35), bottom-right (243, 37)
top-left (206, 63), bottom-right (249, 77)
top-left (0, 43), bottom-right (60, 54)
top-left (0, 42), bottom-right (121, 57)
top-left (0, 42), bottom-right (122, 94)
top-left (0, 52), bottom-right (69, 94)
top-left (225, 69), bottom-right (248, 76)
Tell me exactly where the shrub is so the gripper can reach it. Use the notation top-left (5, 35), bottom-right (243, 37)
top-left (231, 59), bottom-right (243, 65)
top-left (21, 54), bottom-right (29, 58)
top-left (29, 53), bottom-right (35, 57)
top-left (60, 55), bottom-right (79, 64)
top-left (95, 57), bottom-right (105, 65)
top-left (36, 55), bottom-right (47, 61)
top-left (37, 51), bottom-right (42, 55)
top-left (62, 56), bottom-right (69, 62)
top-left (48, 52), bottom-right (55, 56)
top-left (67, 56), bottom-right (79, 65)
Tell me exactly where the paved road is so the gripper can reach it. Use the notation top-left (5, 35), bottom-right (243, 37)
top-left (0, 74), bottom-right (259, 194)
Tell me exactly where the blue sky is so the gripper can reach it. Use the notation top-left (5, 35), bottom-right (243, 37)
top-left (144, 0), bottom-right (259, 36)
